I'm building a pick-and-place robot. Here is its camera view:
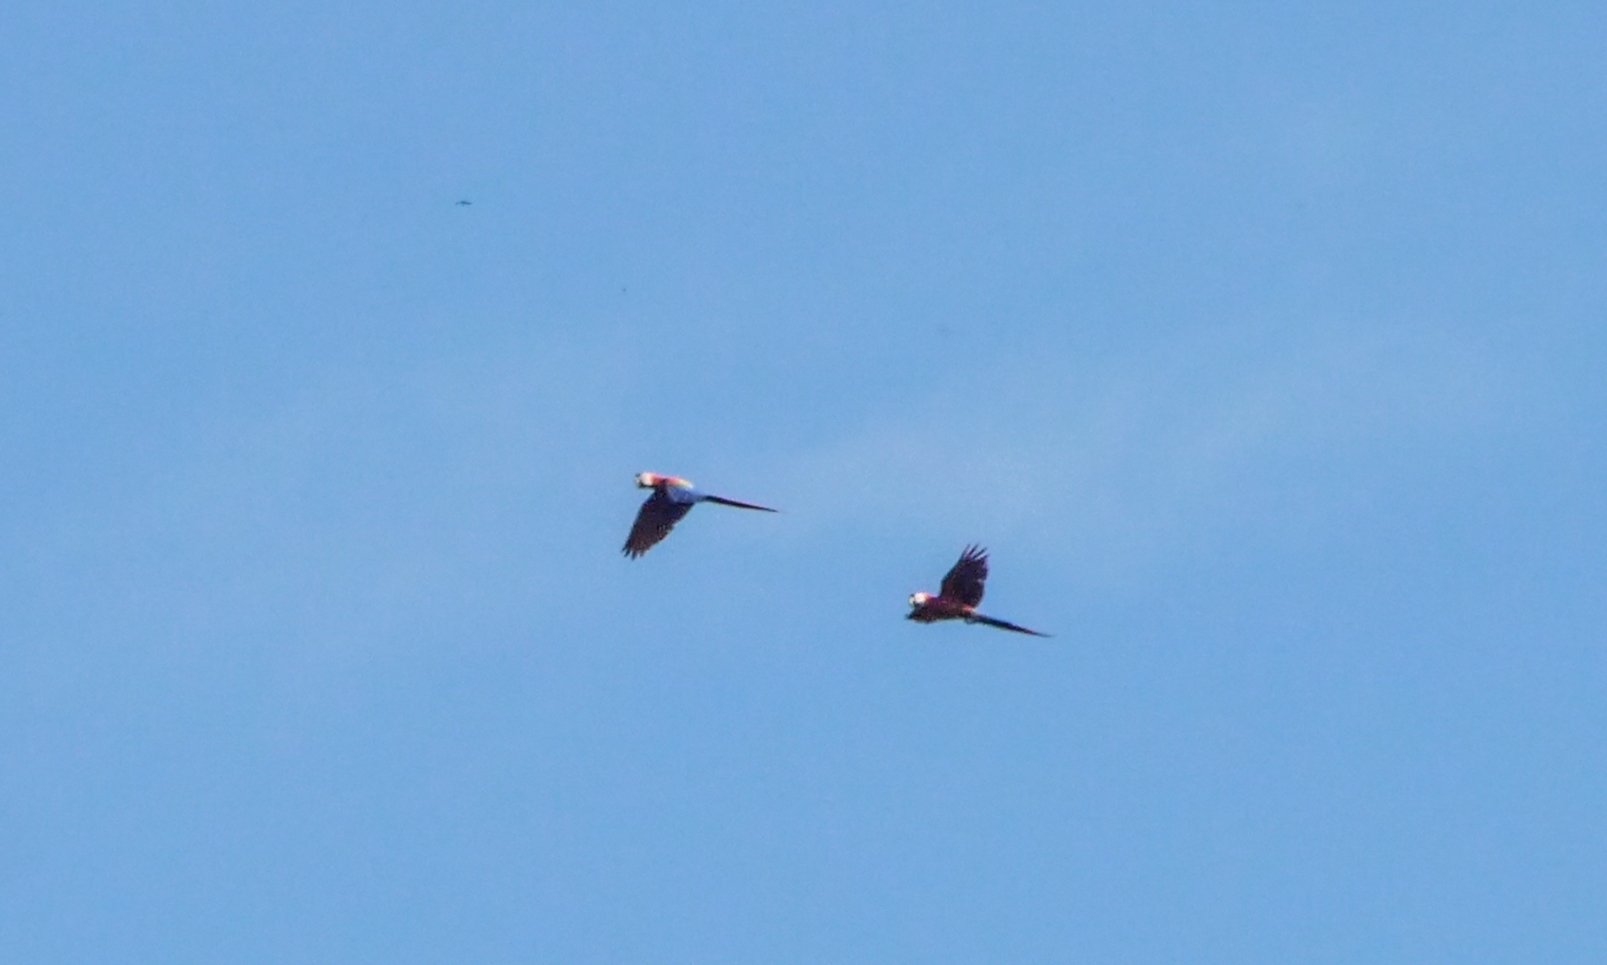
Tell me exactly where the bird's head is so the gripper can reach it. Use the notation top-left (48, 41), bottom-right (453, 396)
top-left (908, 591), bottom-right (932, 608)
top-left (635, 472), bottom-right (659, 488)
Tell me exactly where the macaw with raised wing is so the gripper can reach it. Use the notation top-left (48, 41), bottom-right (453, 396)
top-left (907, 545), bottom-right (1050, 637)
top-left (621, 472), bottom-right (778, 558)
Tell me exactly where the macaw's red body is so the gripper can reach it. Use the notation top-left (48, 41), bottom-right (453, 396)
top-left (907, 545), bottom-right (1050, 637)
top-left (621, 472), bottom-right (778, 558)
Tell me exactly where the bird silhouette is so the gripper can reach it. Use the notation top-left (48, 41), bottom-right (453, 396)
top-left (906, 545), bottom-right (1049, 636)
top-left (621, 472), bottom-right (777, 558)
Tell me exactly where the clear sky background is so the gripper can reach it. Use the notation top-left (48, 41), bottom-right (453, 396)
top-left (4, 2), bottom-right (1604, 961)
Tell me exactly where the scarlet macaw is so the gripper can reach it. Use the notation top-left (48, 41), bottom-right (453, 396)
top-left (621, 472), bottom-right (778, 558)
top-left (907, 545), bottom-right (1050, 636)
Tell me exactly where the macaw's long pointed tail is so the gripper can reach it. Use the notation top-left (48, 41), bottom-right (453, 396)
top-left (703, 494), bottom-right (779, 512)
top-left (969, 612), bottom-right (1052, 637)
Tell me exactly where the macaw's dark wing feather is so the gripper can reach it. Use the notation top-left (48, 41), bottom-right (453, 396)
top-left (701, 493), bottom-right (779, 512)
top-left (622, 490), bottom-right (694, 558)
top-left (939, 544), bottom-right (989, 607)
top-left (969, 611), bottom-right (1051, 637)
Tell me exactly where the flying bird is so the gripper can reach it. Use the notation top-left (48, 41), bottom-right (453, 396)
top-left (455, 199), bottom-right (473, 206)
top-left (621, 472), bottom-right (777, 558)
top-left (907, 545), bottom-right (1050, 637)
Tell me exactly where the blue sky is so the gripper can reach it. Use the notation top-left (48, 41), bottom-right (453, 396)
top-left (3, 2), bottom-right (1604, 961)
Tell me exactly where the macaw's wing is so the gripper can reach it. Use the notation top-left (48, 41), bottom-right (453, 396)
top-left (969, 611), bottom-right (1051, 637)
top-left (939, 544), bottom-right (989, 607)
top-left (622, 489), bottom-right (694, 558)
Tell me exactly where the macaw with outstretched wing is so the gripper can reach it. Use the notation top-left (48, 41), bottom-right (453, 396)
top-left (621, 472), bottom-right (778, 558)
top-left (906, 545), bottom-right (1050, 637)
